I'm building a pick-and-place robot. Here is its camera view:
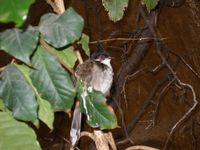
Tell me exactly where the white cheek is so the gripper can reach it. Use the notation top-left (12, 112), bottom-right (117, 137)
top-left (102, 59), bottom-right (112, 68)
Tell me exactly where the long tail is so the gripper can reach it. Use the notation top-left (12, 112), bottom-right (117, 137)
top-left (70, 102), bottom-right (82, 146)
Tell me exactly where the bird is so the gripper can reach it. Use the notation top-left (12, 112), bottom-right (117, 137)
top-left (70, 44), bottom-right (114, 146)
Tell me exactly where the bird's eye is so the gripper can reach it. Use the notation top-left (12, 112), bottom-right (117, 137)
top-left (94, 55), bottom-right (104, 62)
top-left (100, 55), bottom-right (105, 60)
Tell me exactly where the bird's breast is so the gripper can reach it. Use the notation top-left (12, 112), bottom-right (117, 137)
top-left (90, 67), bottom-right (113, 96)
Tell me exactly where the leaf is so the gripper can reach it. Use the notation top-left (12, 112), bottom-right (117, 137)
top-left (77, 79), bottom-right (117, 129)
top-left (39, 7), bottom-right (84, 48)
top-left (15, 64), bottom-right (54, 129)
top-left (79, 34), bottom-right (90, 56)
top-left (37, 98), bottom-right (54, 129)
top-left (143, 0), bottom-right (159, 11)
top-left (53, 46), bottom-right (77, 68)
top-left (0, 27), bottom-right (39, 64)
top-left (0, 99), bottom-right (7, 111)
top-left (0, 112), bottom-right (41, 150)
top-left (0, 64), bottom-right (38, 122)
top-left (30, 46), bottom-right (76, 111)
top-left (0, 0), bottom-right (35, 27)
top-left (102, 0), bottom-right (129, 22)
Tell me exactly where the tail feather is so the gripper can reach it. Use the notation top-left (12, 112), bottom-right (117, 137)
top-left (70, 107), bottom-right (82, 146)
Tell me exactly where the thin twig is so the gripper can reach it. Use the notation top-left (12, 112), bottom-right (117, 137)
top-left (191, 118), bottom-right (197, 150)
top-left (139, 6), bottom-right (198, 150)
top-left (11, 59), bottom-right (16, 64)
top-left (114, 98), bottom-right (135, 145)
top-left (117, 75), bottom-right (169, 145)
top-left (121, 68), bottom-right (147, 108)
top-left (163, 83), bottom-right (198, 150)
top-left (169, 50), bottom-right (200, 79)
top-left (148, 63), bottom-right (165, 74)
top-left (152, 77), bottom-right (175, 126)
top-left (114, 9), bottom-right (157, 145)
top-left (90, 37), bottom-right (167, 44)
top-left (142, 9), bottom-right (198, 150)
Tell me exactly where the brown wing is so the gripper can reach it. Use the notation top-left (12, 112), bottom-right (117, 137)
top-left (75, 59), bottom-right (94, 83)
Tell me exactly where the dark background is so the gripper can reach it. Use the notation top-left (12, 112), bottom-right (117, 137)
top-left (1, 0), bottom-right (200, 149)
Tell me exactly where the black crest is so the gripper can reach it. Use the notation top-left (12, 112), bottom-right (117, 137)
top-left (91, 42), bottom-right (110, 60)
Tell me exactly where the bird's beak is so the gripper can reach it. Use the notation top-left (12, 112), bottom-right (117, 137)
top-left (109, 56), bottom-right (115, 60)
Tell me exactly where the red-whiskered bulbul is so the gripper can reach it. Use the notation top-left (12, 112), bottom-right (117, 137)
top-left (70, 44), bottom-right (114, 146)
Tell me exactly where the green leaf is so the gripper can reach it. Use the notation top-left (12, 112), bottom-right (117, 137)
top-left (39, 7), bottom-right (84, 48)
top-left (0, 99), bottom-right (7, 111)
top-left (143, 0), bottom-right (159, 11)
top-left (30, 46), bottom-right (76, 111)
top-left (53, 46), bottom-right (77, 68)
top-left (0, 27), bottom-right (39, 64)
top-left (79, 34), bottom-right (90, 56)
top-left (0, 112), bottom-right (41, 150)
top-left (15, 64), bottom-right (54, 129)
top-left (77, 79), bottom-right (117, 129)
top-left (0, 0), bottom-right (35, 27)
top-left (0, 64), bottom-right (38, 122)
top-left (102, 0), bottom-right (129, 22)
top-left (37, 98), bottom-right (54, 129)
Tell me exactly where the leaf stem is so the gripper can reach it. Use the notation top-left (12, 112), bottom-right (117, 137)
top-left (40, 38), bottom-right (74, 74)
top-left (75, 50), bottom-right (83, 64)
top-left (0, 66), bottom-right (6, 72)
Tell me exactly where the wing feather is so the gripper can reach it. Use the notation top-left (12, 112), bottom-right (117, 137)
top-left (75, 60), bottom-right (94, 83)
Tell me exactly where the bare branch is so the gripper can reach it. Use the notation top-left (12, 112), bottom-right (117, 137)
top-left (169, 50), bottom-right (200, 80)
top-left (125, 145), bottom-right (160, 150)
top-left (80, 131), bottom-right (95, 141)
top-left (46, 0), bottom-right (65, 14)
top-left (163, 82), bottom-right (198, 150)
top-left (139, 7), bottom-right (198, 150)
top-left (90, 37), bottom-right (167, 44)
top-left (152, 77), bottom-right (175, 126)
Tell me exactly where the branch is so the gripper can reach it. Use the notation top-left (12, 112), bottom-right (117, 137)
top-left (152, 77), bottom-right (175, 126)
top-left (169, 50), bottom-right (200, 80)
top-left (111, 6), bottom-right (158, 145)
top-left (80, 131), bottom-right (117, 150)
top-left (163, 82), bottom-right (198, 150)
top-left (80, 131), bottom-right (95, 141)
top-left (46, 0), bottom-right (65, 14)
top-left (125, 145), bottom-right (160, 150)
top-left (127, 75), bottom-right (169, 131)
top-left (90, 37), bottom-right (166, 44)
top-left (138, 5), bottom-right (198, 150)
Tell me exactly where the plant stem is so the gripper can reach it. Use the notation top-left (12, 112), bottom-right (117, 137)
top-left (40, 38), bottom-right (74, 74)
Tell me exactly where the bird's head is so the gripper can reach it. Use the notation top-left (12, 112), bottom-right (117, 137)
top-left (91, 44), bottom-right (112, 68)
